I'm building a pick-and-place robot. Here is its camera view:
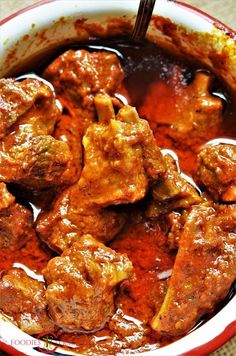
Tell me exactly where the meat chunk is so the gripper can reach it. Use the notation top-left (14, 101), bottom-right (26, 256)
top-left (0, 268), bottom-right (53, 334)
top-left (108, 308), bottom-right (149, 350)
top-left (0, 183), bottom-right (34, 250)
top-left (151, 203), bottom-right (236, 336)
top-left (0, 78), bottom-right (74, 190)
top-left (171, 71), bottom-right (222, 137)
top-left (44, 49), bottom-right (124, 133)
top-left (0, 203), bottom-right (34, 251)
top-left (146, 154), bottom-right (201, 217)
top-left (140, 71), bottom-right (222, 140)
top-left (36, 183), bottom-right (126, 252)
top-left (43, 235), bottom-right (133, 331)
top-left (79, 94), bottom-right (166, 206)
top-left (0, 78), bottom-right (55, 139)
top-left (197, 143), bottom-right (236, 202)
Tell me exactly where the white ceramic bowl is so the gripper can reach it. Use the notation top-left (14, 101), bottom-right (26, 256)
top-left (0, 1), bottom-right (235, 355)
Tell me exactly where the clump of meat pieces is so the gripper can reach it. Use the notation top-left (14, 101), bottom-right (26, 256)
top-left (0, 268), bottom-right (54, 334)
top-left (197, 143), bottom-right (236, 202)
top-left (151, 203), bottom-right (236, 336)
top-left (0, 78), bottom-right (75, 190)
top-left (0, 183), bottom-right (34, 250)
top-left (36, 94), bottom-right (165, 252)
top-left (43, 49), bottom-right (124, 134)
top-left (43, 235), bottom-right (133, 331)
top-left (146, 154), bottom-right (202, 217)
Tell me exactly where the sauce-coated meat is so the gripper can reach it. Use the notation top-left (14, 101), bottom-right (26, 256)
top-left (147, 154), bottom-right (201, 217)
top-left (0, 78), bottom-right (54, 139)
top-left (0, 183), bottom-right (34, 250)
top-left (43, 49), bottom-right (124, 133)
top-left (36, 94), bottom-right (165, 251)
top-left (79, 94), bottom-right (166, 206)
top-left (36, 184), bottom-right (126, 252)
top-left (0, 268), bottom-right (54, 334)
top-left (0, 78), bottom-right (74, 190)
top-left (43, 235), bottom-right (133, 331)
top-left (197, 143), bottom-right (236, 202)
top-left (151, 203), bottom-right (236, 336)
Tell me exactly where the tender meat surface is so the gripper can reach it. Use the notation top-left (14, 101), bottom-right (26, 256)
top-left (44, 49), bottom-right (124, 133)
top-left (197, 143), bottom-right (236, 202)
top-left (0, 268), bottom-right (54, 334)
top-left (147, 154), bottom-right (201, 217)
top-left (151, 203), bottom-right (236, 336)
top-left (43, 235), bottom-right (133, 331)
top-left (0, 183), bottom-right (34, 250)
top-left (79, 94), bottom-right (166, 206)
top-left (0, 78), bottom-right (74, 190)
top-left (0, 78), bottom-right (55, 139)
top-left (36, 184), bottom-right (126, 252)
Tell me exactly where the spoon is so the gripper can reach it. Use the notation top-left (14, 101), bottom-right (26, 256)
top-left (131, 0), bottom-right (156, 42)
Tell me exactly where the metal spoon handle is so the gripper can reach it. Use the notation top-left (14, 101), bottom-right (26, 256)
top-left (131, 0), bottom-right (156, 42)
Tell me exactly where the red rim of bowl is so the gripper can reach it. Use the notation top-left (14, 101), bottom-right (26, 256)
top-left (0, 0), bottom-right (235, 355)
top-left (0, 0), bottom-right (236, 38)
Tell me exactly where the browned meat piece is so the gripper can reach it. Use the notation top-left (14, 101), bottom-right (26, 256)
top-left (197, 143), bottom-right (236, 202)
top-left (0, 183), bottom-right (34, 250)
top-left (44, 49), bottom-right (124, 133)
top-left (36, 182), bottom-right (126, 252)
top-left (0, 268), bottom-right (54, 334)
top-left (146, 154), bottom-right (202, 217)
top-left (43, 235), bottom-right (133, 331)
top-left (1, 135), bottom-right (72, 191)
top-left (79, 94), bottom-right (166, 206)
top-left (0, 78), bottom-right (56, 139)
top-left (0, 203), bottom-right (34, 251)
top-left (108, 308), bottom-right (149, 350)
top-left (0, 78), bottom-right (59, 137)
top-left (151, 203), bottom-right (236, 336)
top-left (0, 78), bottom-right (74, 190)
